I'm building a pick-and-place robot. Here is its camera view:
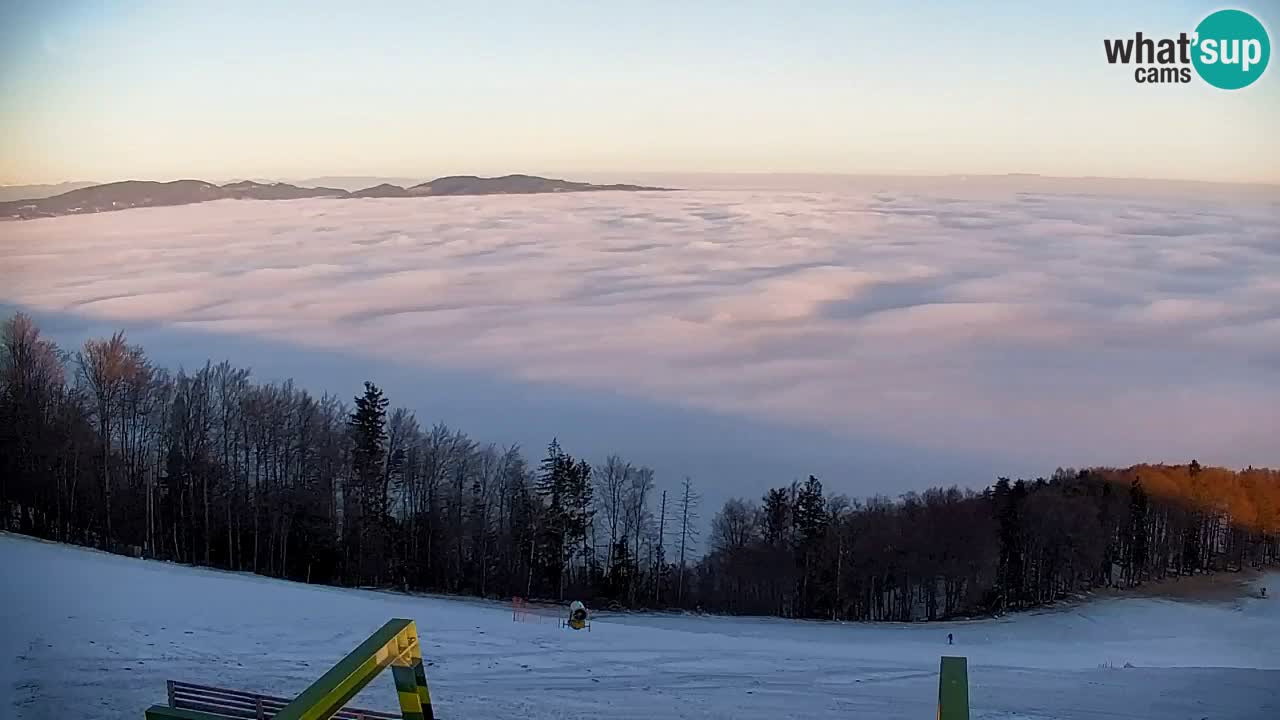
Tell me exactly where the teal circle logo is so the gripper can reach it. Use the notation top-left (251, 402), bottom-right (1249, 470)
top-left (1192, 9), bottom-right (1270, 89)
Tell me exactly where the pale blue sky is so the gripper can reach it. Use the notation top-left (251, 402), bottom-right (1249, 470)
top-left (1, 0), bottom-right (1277, 184)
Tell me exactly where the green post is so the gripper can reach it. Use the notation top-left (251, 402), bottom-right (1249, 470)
top-left (938, 655), bottom-right (970, 720)
top-left (391, 660), bottom-right (433, 720)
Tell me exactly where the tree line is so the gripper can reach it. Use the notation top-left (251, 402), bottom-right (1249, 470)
top-left (2, 311), bottom-right (1276, 620)
top-left (698, 465), bottom-right (1278, 620)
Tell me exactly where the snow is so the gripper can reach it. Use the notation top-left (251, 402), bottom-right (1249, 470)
top-left (2, 533), bottom-right (1276, 719)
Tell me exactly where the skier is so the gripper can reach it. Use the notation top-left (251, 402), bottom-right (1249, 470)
top-left (947, 632), bottom-right (954, 646)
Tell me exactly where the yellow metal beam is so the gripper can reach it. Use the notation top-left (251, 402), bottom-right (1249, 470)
top-left (270, 618), bottom-right (433, 720)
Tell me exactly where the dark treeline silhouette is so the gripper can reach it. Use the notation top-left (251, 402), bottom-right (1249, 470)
top-left (699, 467), bottom-right (1278, 620)
top-left (2, 312), bottom-right (1277, 620)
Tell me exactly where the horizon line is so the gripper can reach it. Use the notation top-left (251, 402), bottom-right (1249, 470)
top-left (4, 170), bottom-right (1279, 191)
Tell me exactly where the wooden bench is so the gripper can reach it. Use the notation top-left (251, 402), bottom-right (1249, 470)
top-left (166, 680), bottom-right (399, 720)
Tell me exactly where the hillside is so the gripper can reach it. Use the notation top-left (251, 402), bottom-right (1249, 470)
top-left (1, 533), bottom-right (1274, 720)
top-left (349, 182), bottom-right (411, 198)
top-left (0, 174), bottom-right (672, 219)
top-left (2, 310), bottom-right (1275, 626)
top-left (407, 174), bottom-right (666, 196)
top-left (0, 179), bottom-right (345, 219)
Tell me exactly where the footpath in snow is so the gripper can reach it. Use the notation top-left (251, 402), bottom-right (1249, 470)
top-left (1, 533), bottom-right (1276, 719)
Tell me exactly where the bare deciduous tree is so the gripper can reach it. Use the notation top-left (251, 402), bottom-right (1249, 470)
top-left (675, 475), bottom-right (701, 605)
top-left (77, 331), bottom-right (133, 543)
top-left (2, 312), bottom-right (1277, 623)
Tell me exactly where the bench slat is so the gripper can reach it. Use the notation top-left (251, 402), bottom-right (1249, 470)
top-left (174, 691), bottom-right (255, 701)
top-left (171, 698), bottom-right (259, 719)
top-left (173, 690), bottom-right (260, 704)
top-left (254, 703), bottom-right (399, 720)
top-left (168, 680), bottom-right (400, 720)
top-left (172, 681), bottom-right (264, 700)
top-left (173, 696), bottom-right (258, 713)
top-left (173, 693), bottom-right (260, 708)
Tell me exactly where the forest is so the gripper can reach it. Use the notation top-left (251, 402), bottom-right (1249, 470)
top-left (2, 311), bottom-right (1277, 621)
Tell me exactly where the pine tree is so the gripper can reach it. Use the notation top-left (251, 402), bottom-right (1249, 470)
top-left (349, 382), bottom-right (388, 496)
top-left (535, 439), bottom-right (566, 595)
top-left (763, 487), bottom-right (792, 545)
top-left (795, 476), bottom-right (827, 545)
top-left (533, 439), bottom-right (593, 598)
top-left (793, 475), bottom-right (827, 615)
top-left (347, 381), bottom-right (388, 584)
top-left (994, 477), bottom-right (1027, 611)
top-left (608, 538), bottom-right (633, 600)
top-left (566, 457), bottom-right (595, 585)
top-left (762, 486), bottom-right (794, 615)
top-left (535, 439), bottom-right (564, 499)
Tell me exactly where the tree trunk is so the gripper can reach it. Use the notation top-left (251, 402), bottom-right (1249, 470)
top-left (100, 417), bottom-right (112, 546)
top-left (203, 471), bottom-right (211, 566)
top-left (655, 490), bottom-right (667, 605)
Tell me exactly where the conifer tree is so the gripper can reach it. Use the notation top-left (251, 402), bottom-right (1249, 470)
top-left (348, 381), bottom-right (388, 583)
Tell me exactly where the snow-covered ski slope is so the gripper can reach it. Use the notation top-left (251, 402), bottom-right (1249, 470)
top-left (2, 533), bottom-right (1276, 719)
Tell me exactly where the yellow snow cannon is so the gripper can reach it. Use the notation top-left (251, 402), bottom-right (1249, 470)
top-left (564, 600), bottom-right (591, 631)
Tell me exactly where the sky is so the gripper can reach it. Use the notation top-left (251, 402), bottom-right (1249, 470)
top-left (1, 0), bottom-right (1278, 184)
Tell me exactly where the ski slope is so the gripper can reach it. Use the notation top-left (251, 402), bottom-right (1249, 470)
top-left (2, 533), bottom-right (1276, 719)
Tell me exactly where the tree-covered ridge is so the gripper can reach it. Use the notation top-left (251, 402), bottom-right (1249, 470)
top-left (1, 311), bottom-right (1276, 620)
top-left (700, 467), bottom-right (1278, 620)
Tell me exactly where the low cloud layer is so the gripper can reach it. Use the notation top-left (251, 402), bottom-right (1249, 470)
top-left (2, 186), bottom-right (1278, 481)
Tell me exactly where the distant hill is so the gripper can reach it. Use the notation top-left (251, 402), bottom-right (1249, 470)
top-left (0, 182), bottom-right (98, 202)
top-left (295, 176), bottom-right (426, 191)
top-left (0, 180), bottom-right (344, 219)
top-left (218, 180), bottom-right (348, 200)
top-left (349, 183), bottom-right (411, 198)
top-left (0, 175), bottom-right (672, 219)
top-left (406, 174), bottom-right (666, 196)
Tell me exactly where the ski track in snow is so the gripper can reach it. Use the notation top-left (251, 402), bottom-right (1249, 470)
top-left (2, 533), bottom-right (1277, 719)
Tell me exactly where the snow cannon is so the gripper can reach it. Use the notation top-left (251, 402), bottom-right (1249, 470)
top-left (564, 600), bottom-right (591, 631)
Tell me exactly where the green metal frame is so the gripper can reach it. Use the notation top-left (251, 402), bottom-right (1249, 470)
top-left (144, 618), bottom-right (433, 720)
top-left (937, 655), bottom-right (970, 720)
